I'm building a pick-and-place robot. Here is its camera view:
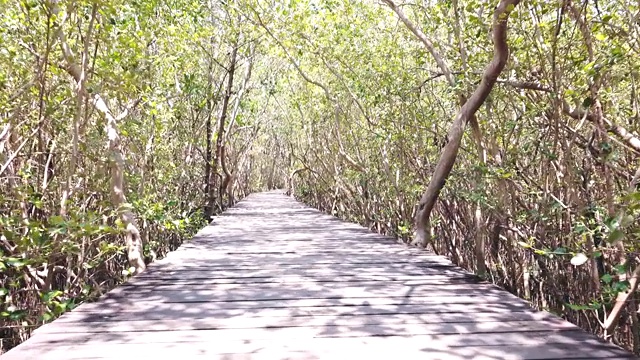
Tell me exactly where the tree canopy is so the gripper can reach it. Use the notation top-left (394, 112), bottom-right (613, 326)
top-left (3, 0), bottom-right (640, 355)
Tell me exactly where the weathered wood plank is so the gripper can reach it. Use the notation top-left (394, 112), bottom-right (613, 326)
top-left (139, 263), bottom-right (460, 274)
top-left (18, 320), bottom-right (583, 344)
top-left (55, 303), bottom-right (537, 322)
top-left (161, 251), bottom-right (446, 258)
top-left (132, 268), bottom-right (473, 280)
top-left (131, 272), bottom-right (478, 283)
top-left (121, 275), bottom-right (484, 286)
top-left (2, 332), bottom-right (632, 360)
top-left (103, 284), bottom-right (511, 301)
top-left (51, 308), bottom-right (542, 324)
top-left (34, 311), bottom-right (561, 334)
top-left (116, 280), bottom-right (498, 291)
top-left (147, 259), bottom-right (457, 269)
top-left (69, 295), bottom-right (528, 314)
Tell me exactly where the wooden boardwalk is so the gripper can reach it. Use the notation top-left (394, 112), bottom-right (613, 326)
top-left (1, 191), bottom-right (636, 359)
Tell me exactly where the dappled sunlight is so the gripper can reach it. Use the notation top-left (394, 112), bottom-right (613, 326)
top-left (2, 192), bottom-right (634, 359)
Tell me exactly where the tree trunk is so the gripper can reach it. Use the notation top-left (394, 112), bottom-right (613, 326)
top-left (413, 0), bottom-right (521, 247)
top-left (221, 43), bottom-right (256, 207)
top-left (51, 1), bottom-right (146, 274)
top-left (204, 95), bottom-right (213, 217)
top-left (384, 0), bottom-right (490, 275)
top-left (207, 43), bottom-right (238, 215)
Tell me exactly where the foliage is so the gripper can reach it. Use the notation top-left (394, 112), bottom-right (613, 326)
top-left (0, 0), bottom-right (263, 352)
top-left (4, 0), bottom-right (640, 356)
top-left (249, 0), bottom-right (640, 354)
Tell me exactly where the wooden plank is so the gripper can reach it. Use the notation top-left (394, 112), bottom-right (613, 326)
top-left (117, 280), bottom-right (497, 291)
top-left (161, 249), bottom-right (443, 256)
top-left (121, 275), bottom-right (485, 286)
top-left (140, 262), bottom-right (459, 273)
top-left (85, 288), bottom-right (516, 307)
top-left (18, 320), bottom-right (582, 344)
top-left (149, 258), bottom-right (456, 267)
top-left (65, 296), bottom-right (535, 314)
top-left (137, 269), bottom-right (471, 278)
top-left (226, 244), bottom-right (418, 248)
top-left (34, 311), bottom-right (561, 334)
top-left (132, 268), bottom-right (474, 280)
top-left (4, 331), bottom-right (631, 360)
top-left (55, 303), bottom-right (537, 322)
top-left (156, 253), bottom-right (444, 260)
top-left (100, 286), bottom-right (512, 303)
top-left (137, 266), bottom-right (462, 277)
top-left (112, 279), bottom-right (497, 292)
top-left (178, 239), bottom-right (419, 246)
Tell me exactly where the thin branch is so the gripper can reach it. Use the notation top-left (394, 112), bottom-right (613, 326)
top-left (563, 100), bottom-right (640, 154)
top-left (497, 80), bottom-right (553, 93)
top-left (382, 0), bottom-right (455, 86)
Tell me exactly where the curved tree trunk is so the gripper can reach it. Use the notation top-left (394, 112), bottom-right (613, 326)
top-left (413, 0), bottom-right (521, 247)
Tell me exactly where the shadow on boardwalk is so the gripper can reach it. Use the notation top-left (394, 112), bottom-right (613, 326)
top-left (1, 191), bottom-right (636, 359)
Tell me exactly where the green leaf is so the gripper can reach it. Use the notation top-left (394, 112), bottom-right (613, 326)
top-left (5, 257), bottom-right (25, 268)
top-left (48, 215), bottom-right (65, 225)
top-left (614, 280), bottom-right (631, 293)
top-left (620, 214), bottom-right (635, 227)
top-left (608, 229), bottom-right (624, 243)
top-left (615, 264), bottom-right (627, 274)
top-left (553, 247), bottom-right (567, 254)
top-left (8, 310), bottom-right (26, 321)
top-left (601, 274), bottom-right (613, 284)
top-left (42, 290), bottom-right (63, 303)
top-left (566, 303), bottom-right (598, 311)
top-left (40, 312), bottom-right (54, 322)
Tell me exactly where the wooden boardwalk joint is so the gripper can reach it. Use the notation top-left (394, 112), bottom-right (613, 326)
top-left (1, 191), bottom-right (636, 359)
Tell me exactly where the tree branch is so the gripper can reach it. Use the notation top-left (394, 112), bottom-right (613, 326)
top-left (382, 0), bottom-right (455, 86)
top-left (562, 100), bottom-right (640, 154)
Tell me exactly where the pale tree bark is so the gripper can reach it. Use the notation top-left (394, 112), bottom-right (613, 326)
top-left (598, 166), bottom-right (640, 336)
top-left (203, 69), bottom-right (228, 219)
top-left (562, 101), bottom-right (640, 154)
top-left (51, 1), bottom-right (146, 274)
top-left (60, 2), bottom-right (96, 216)
top-left (406, 0), bottom-right (521, 248)
top-left (203, 7), bottom-right (229, 218)
top-left (207, 42), bottom-right (238, 215)
top-left (221, 42), bottom-right (256, 206)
